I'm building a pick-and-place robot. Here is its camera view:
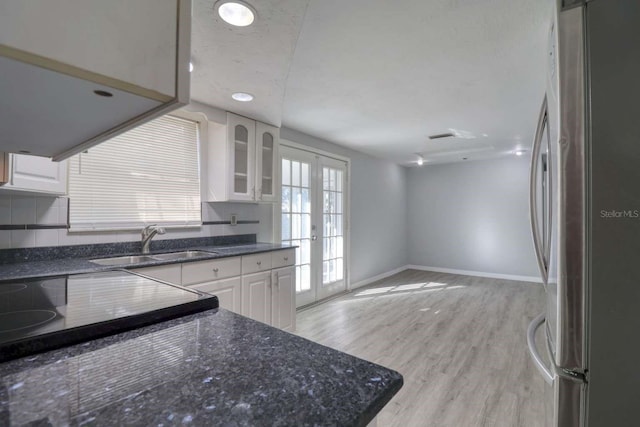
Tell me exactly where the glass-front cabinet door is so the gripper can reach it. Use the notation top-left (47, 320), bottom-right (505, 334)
top-left (255, 122), bottom-right (278, 202)
top-left (226, 113), bottom-right (255, 201)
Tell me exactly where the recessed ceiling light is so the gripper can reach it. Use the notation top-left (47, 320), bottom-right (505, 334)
top-left (232, 92), bottom-right (254, 102)
top-left (417, 155), bottom-right (424, 166)
top-left (189, 62), bottom-right (194, 73)
top-left (515, 150), bottom-right (527, 156)
top-left (215, 1), bottom-right (256, 27)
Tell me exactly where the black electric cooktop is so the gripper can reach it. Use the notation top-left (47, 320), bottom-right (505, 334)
top-left (0, 270), bottom-right (218, 362)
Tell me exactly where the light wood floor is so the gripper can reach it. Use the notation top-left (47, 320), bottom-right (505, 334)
top-left (296, 269), bottom-right (546, 427)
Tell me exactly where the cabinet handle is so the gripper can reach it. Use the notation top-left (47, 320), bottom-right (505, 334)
top-left (284, 257), bottom-right (289, 261)
top-left (212, 268), bottom-right (219, 273)
top-left (257, 261), bottom-right (262, 266)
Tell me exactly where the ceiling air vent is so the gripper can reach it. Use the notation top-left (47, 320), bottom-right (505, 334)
top-left (428, 132), bottom-right (455, 140)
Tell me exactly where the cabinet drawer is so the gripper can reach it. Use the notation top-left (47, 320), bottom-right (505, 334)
top-left (182, 257), bottom-right (241, 285)
top-left (271, 249), bottom-right (295, 269)
top-left (132, 264), bottom-right (181, 285)
top-left (242, 253), bottom-right (272, 274)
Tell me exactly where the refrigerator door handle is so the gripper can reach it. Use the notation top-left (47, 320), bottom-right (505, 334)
top-left (529, 95), bottom-right (549, 284)
top-left (527, 312), bottom-right (555, 385)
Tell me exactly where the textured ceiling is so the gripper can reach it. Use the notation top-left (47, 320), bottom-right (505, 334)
top-left (191, 0), bottom-right (552, 164)
top-left (190, 0), bottom-right (310, 126)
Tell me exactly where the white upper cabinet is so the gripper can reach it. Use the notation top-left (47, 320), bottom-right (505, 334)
top-left (0, 154), bottom-right (68, 195)
top-left (0, 0), bottom-right (191, 160)
top-left (228, 114), bottom-right (257, 202)
top-left (206, 113), bottom-right (279, 203)
top-left (256, 122), bottom-right (278, 203)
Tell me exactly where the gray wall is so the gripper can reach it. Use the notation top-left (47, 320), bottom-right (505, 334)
top-left (281, 128), bottom-right (408, 285)
top-left (407, 156), bottom-right (539, 278)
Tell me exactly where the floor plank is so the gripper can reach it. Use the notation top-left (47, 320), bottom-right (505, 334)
top-left (295, 269), bottom-right (546, 427)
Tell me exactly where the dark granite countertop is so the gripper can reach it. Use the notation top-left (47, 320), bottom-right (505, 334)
top-left (0, 242), bottom-right (294, 282)
top-left (0, 308), bottom-right (403, 426)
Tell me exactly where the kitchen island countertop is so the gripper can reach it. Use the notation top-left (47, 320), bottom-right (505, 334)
top-left (0, 308), bottom-right (403, 426)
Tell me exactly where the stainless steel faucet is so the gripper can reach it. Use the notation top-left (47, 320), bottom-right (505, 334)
top-left (141, 225), bottom-right (166, 253)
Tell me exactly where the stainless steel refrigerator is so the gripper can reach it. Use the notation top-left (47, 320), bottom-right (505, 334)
top-left (527, 1), bottom-right (640, 426)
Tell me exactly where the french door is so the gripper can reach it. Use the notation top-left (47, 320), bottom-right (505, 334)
top-left (279, 145), bottom-right (348, 307)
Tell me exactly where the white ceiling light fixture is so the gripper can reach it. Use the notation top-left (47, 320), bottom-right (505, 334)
top-left (416, 154), bottom-right (424, 166)
top-left (515, 149), bottom-right (527, 156)
top-left (215, 1), bottom-right (256, 27)
top-left (189, 62), bottom-right (194, 73)
top-left (232, 92), bottom-right (254, 102)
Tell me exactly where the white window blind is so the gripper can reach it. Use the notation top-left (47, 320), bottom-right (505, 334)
top-left (68, 115), bottom-right (201, 231)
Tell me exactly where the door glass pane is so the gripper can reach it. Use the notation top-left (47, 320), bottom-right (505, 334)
top-left (301, 189), bottom-right (310, 213)
top-left (322, 166), bottom-right (345, 286)
top-left (301, 214), bottom-right (311, 239)
top-left (301, 239), bottom-right (310, 264)
top-left (281, 187), bottom-right (290, 212)
top-left (323, 261), bottom-right (329, 284)
top-left (282, 214), bottom-right (290, 241)
top-left (292, 188), bottom-right (301, 212)
top-left (300, 264), bottom-right (310, 292)
top-left (302, 164), bottom-right (309, 188)
top-left (292, 161), bottom-right (300, 187)
top-left (292, 214), bottom-right (301, 239)
top-left (282, 159), bottom-right (290, 185)
top-left (336, 258), bottom-right (343, 281)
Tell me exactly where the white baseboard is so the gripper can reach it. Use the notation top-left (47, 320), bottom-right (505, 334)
top-left (405, 265), bottom-right (542, 283)
top-left (349, 264), bottom-right (542, 290)
top-left (349, 265), bottom-right (409, 290)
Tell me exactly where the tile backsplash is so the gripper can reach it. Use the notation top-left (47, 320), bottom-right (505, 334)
top-left (0, 194), bottom-right (264, 249)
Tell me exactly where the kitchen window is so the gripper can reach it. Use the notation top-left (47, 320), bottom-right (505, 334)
top-left (68, 114), bottom-right (201, 231)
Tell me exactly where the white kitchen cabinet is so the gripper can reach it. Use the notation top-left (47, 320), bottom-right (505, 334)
top-left (228, 114), bottom-right (256, 201)
top-left (0, 154), bottom-right (68, 195)
top-left (241, 271), bottom-right (272, 325)
top-left (0, 0), bottom-right (191, 160)
top-left (130, 250), bottom-right (295, 328)
top-left (255, 122), bottom-right (278, 202)
top-left (181, 257), bottom-right (242, 286)
top-left (206, 113), bottom-right (279, 203)
top-left (241, 252), bottom-right (273, 275)
top-left (190, 277), bottom-right (242, 314)
top-left (271, 266), bottom-right (296, 332)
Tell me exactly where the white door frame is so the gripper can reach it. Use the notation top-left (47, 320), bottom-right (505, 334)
top-left (275, 139), bottom-right (352, 299)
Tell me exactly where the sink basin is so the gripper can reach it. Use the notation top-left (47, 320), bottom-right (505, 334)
top-left (90, 255), bottom-right (158, 266)
top-left (90, 251), bottom-right (217, 266)
top-left (151, 250), bottom-right (217, 261)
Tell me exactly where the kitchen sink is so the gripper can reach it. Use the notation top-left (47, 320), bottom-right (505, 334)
top-left (151, 250), bottom-right (217, 261)
top-left (90, 251), bottom-right (218, 266)
top-left (90, 255), bottom-right (158, 266)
